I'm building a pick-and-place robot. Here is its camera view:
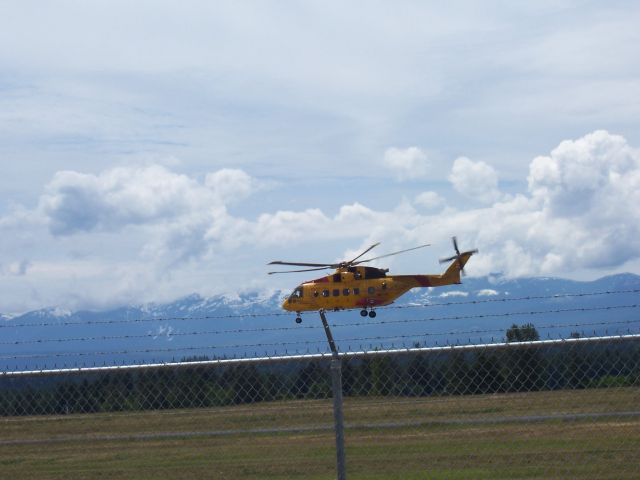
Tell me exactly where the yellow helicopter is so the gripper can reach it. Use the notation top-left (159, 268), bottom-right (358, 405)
top-left (269, 237), bottom-right (477, 323)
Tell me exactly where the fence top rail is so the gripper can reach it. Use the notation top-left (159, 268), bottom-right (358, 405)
top-left (2, 333), bottom-right (639, 378)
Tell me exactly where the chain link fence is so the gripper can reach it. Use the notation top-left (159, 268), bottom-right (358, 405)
top-left (1, 333), bottom-right (639, 479)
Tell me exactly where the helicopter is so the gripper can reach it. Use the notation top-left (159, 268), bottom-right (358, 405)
top-left (269, 237), bottom-right (477, 323)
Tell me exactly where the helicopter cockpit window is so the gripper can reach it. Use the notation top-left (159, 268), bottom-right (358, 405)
top-left (289, 287), bottom-right (303, 299)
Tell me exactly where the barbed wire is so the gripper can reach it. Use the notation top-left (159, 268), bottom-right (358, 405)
top-left (2, 289), bottom-right (638, 329)
top-left (383, 288), bottom-right (640, 310)
top-left (2, 303), bottom-right (638, 347)
top-left (332, 304), bottom-right (640, 328)
top-left (2, 317), bottom-right (639, 361)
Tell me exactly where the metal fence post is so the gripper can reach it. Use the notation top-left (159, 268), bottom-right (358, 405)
top-left (320, 309), bottom-right (347, 480)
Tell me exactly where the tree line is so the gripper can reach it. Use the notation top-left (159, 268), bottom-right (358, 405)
top-left (1, 324), bottom-right (638, 416)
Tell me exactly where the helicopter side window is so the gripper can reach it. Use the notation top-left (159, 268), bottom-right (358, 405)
top-left (333, 273), bottom-right (341, 282)
top-left (313, 290), bottom-right (319, 297)
top-left (367, 286), bottom-right (375, 294)
top-left (342, 288), bottom-right (350, 296)
top-left (332, 289), bottom-right (340, 296)
top-left (353, 287), bottom-right (360, 295)
top-left (322, 290), bottom-right (330, 297)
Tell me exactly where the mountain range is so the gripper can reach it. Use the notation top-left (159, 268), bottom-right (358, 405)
top-left (2, 273), bottom-right (639, 371)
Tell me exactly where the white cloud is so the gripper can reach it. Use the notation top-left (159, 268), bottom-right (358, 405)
top-left (354, 131), bottom-right (640, 279)
top-left (3, 131), bottom-right (640, 313)
top-left (448, 157), bottom-right (501, 204)
top-left (38, 165), bottom-right (255, 236)
top-left (414, 191), bottom-right (445, 210)
top-left (204, 168), bottom-right (255, 204)
top-left (184, 129), bottom-right (640, 279)
top-left (383, 147), bottom-right (429, 181)
top-left (528, 130), bottom-right (639, 218)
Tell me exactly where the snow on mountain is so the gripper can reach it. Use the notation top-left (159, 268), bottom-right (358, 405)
top-left (2, 274), bottom-right (639, 370)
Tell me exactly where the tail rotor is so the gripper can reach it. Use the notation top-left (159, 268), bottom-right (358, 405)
top-left (439, 236), bottom-right (478, 276)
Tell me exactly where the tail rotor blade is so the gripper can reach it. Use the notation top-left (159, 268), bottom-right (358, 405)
top-left (439, 255), bottom-right (458, 264)
top-left (452, 236), bottom-right (460, 256)
top-left (441, 237), bottom-right (478, 276)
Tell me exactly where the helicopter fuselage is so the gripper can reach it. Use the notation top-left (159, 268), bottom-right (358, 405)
top-left (282, 252), bottom-right (473, 313)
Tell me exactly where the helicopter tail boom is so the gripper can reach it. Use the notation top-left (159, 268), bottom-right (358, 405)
top-left (396, 250), bottom-right (476, 289)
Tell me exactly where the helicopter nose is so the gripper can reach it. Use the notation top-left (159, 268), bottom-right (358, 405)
top-left (281, 298), bottom-right (292, 311)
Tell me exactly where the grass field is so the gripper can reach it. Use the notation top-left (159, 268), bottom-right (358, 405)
top-left (1, 388), bottom-right (638, 479)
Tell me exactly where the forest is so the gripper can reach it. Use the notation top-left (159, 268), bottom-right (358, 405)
top-left (1, 325), bottom-right (638, 416)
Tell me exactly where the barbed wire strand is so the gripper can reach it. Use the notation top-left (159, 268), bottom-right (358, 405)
top-left (2, 289), bottom-right (638, 329)
top-left (2, 304), bottom-right (639, 347)
top-left (2, 316), bottom-right (639, 361)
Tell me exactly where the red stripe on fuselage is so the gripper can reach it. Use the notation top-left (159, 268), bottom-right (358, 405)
top-left (413, 275), bottom-right (432, 287)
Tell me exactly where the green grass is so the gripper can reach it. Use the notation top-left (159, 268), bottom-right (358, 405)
top-left (1, 388), bottom-right (638, 479)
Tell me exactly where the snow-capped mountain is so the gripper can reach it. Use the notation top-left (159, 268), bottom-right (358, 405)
top-left (2, 274), bottom-right (639, 371)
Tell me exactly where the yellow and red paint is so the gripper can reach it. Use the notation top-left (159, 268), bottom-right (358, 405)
top-left (282, 251), bottom-right (473, 313)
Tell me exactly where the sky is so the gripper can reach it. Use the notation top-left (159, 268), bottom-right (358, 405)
top-left (1, 1), bottom-right (640, 314)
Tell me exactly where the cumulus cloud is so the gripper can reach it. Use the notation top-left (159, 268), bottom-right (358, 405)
top-left (383, 147), bottom-right (429, 180)
top-left (205, 168), bottom-right (255, 204)
top-left (351, 130), bottom-right (640, 279)
top-left (38, 165), bottom-right (255, 236)
top-left (470, 131), bottom-right (640, 274)
top-left (3, 130), bottom-right (640, 313)
top-left (41, 131), bottom-right (640, 276)
top-left (448, 157), bottom-right (501, 204)
top-left (528, 130), bottom-right (640, 218)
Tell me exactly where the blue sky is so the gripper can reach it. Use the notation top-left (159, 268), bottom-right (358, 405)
top-left (1, 1), bottom-right (639, 313)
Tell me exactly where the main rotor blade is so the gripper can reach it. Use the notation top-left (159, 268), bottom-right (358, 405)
top-left (346, 242), bottom-right (381, 265)
top-left (268, 261), bottom-right (333, 268)
top-left (353, 243), bottom-right (431, 265)
top-left (268, 266), bottom-right (332, 275)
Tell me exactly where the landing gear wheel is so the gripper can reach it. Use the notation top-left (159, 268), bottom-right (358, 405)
top-left (360, 309), bottom-right (368, 317)
top-left (368, 310), bottom-right (377, 318)
top-left (295, 316), bottom-right (302, 324)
